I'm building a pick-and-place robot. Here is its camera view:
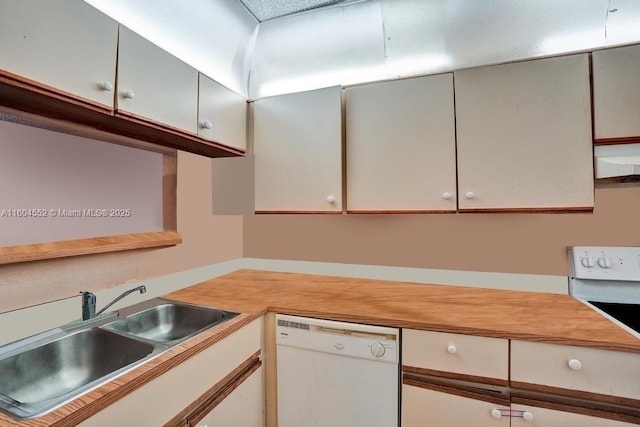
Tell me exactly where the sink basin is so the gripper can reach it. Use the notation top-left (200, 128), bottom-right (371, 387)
top-left (104, 302), bottom-right (238, 344)
top-left (0, 328), bottom-right (156, 420)
top-left (0, 298), bottom-right (238, 420)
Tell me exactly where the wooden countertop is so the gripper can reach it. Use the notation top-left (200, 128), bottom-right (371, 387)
top-left (165, 269), bottom-right (640, 353)
top-left (3, 268), bottom-right (638, 426)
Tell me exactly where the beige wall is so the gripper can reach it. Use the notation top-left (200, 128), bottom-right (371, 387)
top-left (244, 186), bottom-right (640, 277)
top-left (0, 151), bottom-right (243, 313)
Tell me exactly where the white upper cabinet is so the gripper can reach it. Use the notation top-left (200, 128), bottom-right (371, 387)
top-left (345, 74), bottom-right (457, 212)
top-left (253, 86), bottom-right (342, 213)
top-left (593, 44), bottom-right (640, 140)
top-left (198, 74), bottom-right (247, 151)
top-left (455, 54), bottom-right (594, 211)
top-left (117, 26), bottom-right (198, 134)
top-left (0, 0), bottom-right (118, 108)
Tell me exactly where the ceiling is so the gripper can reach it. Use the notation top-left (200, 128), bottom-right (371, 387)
top-left (84, 0), bottom-right (640, 99)
top-left (238, 0), bottom-right (358, 22)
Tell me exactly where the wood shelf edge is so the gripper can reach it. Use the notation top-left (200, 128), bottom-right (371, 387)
top-left (0, 70), bottom-right (245, 159)
top-left (0, 231), bottom-right (182, 265)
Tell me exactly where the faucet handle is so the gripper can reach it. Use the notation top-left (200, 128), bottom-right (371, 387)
top-left (80, 291), bottom-right (97, 321)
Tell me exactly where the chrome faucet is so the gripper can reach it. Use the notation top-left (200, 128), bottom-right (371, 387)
top-left (80, 285), bottom-right (146, 320)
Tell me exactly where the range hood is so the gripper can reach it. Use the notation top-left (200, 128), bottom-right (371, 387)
top-left (595, 143), bottom-right (640, 178)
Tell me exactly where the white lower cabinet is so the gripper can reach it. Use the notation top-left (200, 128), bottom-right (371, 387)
top-left (194, 365), bottom-right (264, 427)
top-left (510, 404), bottom-right (637, 427)
top-left (79, 317), bottom-right (263, 426)
top-left (402, 384), bottom-right (509, 427)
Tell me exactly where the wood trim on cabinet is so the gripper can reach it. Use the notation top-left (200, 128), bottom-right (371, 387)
top-left (347, 209), bottom-right (456, 214)
top-left (255, 211), bottom-right (343, 214)
top-left (511, 393), bottom-right (640, 425)
top-left (164, 351), bottom-right (262, 427)
top-left (0, 231), bottom-right (182, 265)
top-left (459, 206), bottom-right (594, 213)
top-left (403, 373), bottom-right (511, 407)
top-left (0, 70), bottom-right (113, 114)
top-left (594, 136), bottom-right (640, 146)
top-left (511, 381), bottom-right (640, 409)
top-left (0, 70), bottom-right (244, 158)
top-left (403, 365), bottom-right (508, 387)
top-left (163, 154), bottom-right (178, 231)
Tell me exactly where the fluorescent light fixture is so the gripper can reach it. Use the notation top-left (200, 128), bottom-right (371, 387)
top-left (386, 54), bottom-right (453, 77)
top-left (258, 65), bottom-right (387, 98)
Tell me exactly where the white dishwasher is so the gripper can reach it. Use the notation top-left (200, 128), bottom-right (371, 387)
top-left (276, 314), bottom-right (399, 427)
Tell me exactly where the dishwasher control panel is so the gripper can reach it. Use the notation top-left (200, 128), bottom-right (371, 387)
top-left (276, 314), bottom-right (399, 363)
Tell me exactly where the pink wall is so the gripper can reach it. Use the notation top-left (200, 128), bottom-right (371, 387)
top-left (0, 152), bottom-right (243, 313)
top-left (244, 186), bottom-right (640, 277)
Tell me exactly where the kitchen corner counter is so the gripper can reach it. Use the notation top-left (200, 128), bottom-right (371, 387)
top-left (165, 269), bottom-right (640, 353)
top-left (2, 268), bottom-right (638, 426)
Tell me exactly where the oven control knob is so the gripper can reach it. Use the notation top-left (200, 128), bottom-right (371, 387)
top-left (371, 342), bottom-right (386, 357)
top-left (597, 257), bottom-right (612, 269)
top-left (580, 257), bottom-right (596, 268)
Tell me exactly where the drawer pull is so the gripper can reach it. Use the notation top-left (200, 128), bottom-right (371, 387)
top-left (568, 358), bottom-right (582, 370)
top-left (523, 411), bottom-right (534, 421)
top-left (447, 345), bottom-right (457, 354)
top-left (491, 409), bottom-right (502, 419)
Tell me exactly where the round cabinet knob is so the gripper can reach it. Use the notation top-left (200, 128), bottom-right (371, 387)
top-left (99, 81), bottom-right (113, 92)
top-left (447, 345), bottom-right (457, 354)
top-left (491, 409), bottom-right (502, 419)
top-left (370, 342), bottom-right (386, 357)
top-left (568, 359), bottom-right (582, 370)
top-left (597, 257), bottom-right (612, 269)
top-left (465, 192), bottom-right (474, 200)
top-left (580, 257), bottom-right (596, 268)
top-left (442, 192), bottom-right (452, 200)
top-left (523, 411), bottom-right (534, 422)
top-left (200, 119), bottom-right (213, 130)
top-left (123, 89), bottom-right (135, 100)
top-left (326, 195), bottom-right (336, 204)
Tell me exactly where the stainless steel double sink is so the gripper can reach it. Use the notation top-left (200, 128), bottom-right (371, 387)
top-left (0, 298), bottom-right (238, 420)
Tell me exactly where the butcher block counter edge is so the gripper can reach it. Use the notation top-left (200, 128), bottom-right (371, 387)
top-left (164, 269), bottom-right (640, 354)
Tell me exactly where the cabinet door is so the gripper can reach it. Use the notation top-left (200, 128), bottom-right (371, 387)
top-left (402, 384), bottom-right (509, 427)
top-left (345, 74), bottom-right (456, 212)
top-left (0, 0), bottom-right (117, 108)
top-left (198, 74), bottom-right (247, 151)
top-left (117, 26), bottom-right (198, 133)
top-left (593, 44), bottom-right (640, 140)
top-left (511, 403), bottom-right (637, 427)
top-left (455, 54), bottom-right (594, 210)
top-left (193, 366), bottom-right (264, 427)
top-left (253, 86), bottom-right (342, 212)
top-left (79, 318), bottom-right (262, 426)
top-left (511, 340), bottom-right (640, 402)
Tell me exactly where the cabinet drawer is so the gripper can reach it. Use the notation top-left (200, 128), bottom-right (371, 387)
top-left (510, 403), bottom-right (638, 427)
top-left (403, 329), bottom-right (508, 382)
top-left (402, 383), bottom-right (509, 427)
top-left (511, 340), bottom-right (640, 401)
